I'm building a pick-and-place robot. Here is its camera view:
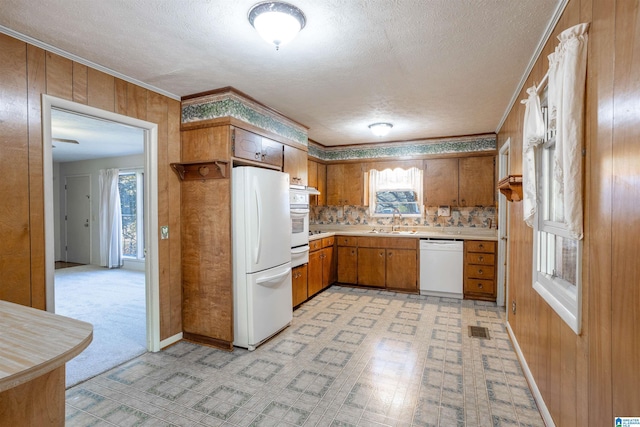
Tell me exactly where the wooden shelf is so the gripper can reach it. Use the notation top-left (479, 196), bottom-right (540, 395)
top-left (498, 175), bottom-right (523, 202)
top-left (171, 160), bottom-right (228, 181)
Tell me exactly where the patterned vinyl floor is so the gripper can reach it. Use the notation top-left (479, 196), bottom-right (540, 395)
top-left (65, 286), bottom-right (544, 427)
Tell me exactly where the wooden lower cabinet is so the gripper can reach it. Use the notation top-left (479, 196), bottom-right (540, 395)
top-left (386, 248), bottom-right (417, 290)
top-left (357, 248), bottom-right (386, 287)
top-left (308, 250), bottom-right (324, 297)
top-left (292, 264), bottom-right (308, 307)
top-left (463, 240), bottom-right (497, 301)
top-left (307, 237), bottom-right (336, 299)
top-left (337, 236), bottom-right (418, 292)
top-left (337, 246), bottom-right (357, 283)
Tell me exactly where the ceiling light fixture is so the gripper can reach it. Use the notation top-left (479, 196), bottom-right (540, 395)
top-left (248, 1), bottom-right (306, 50)
top-left (368, 122), bottom-right (393, 137)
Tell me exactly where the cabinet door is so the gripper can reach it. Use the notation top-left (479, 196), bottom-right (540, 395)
top-left (342, 163), bottom-right (363, 205)
top-left (317, 163), bottom-right (327, 205)
top-left (284, 145), bottom-right (307, 186)
top-left (233, 128), bottom-right (262, 162)
top-left (307, 160), bottom-right (318, 188)
top-left (322, 246), bottom-right (335, 289)
top-left (292, 264), bottom-right (308, 307)
top-left (326, 164), bottom-right (343, 205)
top-left (338, 246), bottom-right (357, 284)
top-left (308, 251), bottom-right (324, 297)
top-left (458, 156), bottom-right (495, 206)
top-left (357, 248), bottom-right (386, 288)
top-left (386, 249), bottom-right (417, 291)
top-left (261, 137), bottom-right (284, 167)
top-left (326, 163), bottom-right (363, 205)
top-left (424, 158), bottom-right (459, 206)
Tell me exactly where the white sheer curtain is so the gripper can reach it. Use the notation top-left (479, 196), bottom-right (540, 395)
top-left (521, 86), bottom-right (546, 227)
top-left (368, 167), bottom-right (423, 215)
top-left (99, 168), bottom-right (123, 268)
top-left (547, 22), bottom-right (589, 239)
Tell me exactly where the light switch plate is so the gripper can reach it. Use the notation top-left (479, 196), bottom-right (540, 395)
top-left (438, 205), bottom-right (451, 217)
top-left (160, 225), bottom-right (169, 239)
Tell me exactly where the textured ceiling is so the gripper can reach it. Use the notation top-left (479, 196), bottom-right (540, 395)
top-left (0, 0), bottom-right (563, 146)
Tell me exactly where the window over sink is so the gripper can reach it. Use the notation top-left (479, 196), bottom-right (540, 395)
top-left (368, 167), bottom-right (423, 217)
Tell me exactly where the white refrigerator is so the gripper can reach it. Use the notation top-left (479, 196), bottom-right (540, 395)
top-left (232, 166), bottom-right (292, 350)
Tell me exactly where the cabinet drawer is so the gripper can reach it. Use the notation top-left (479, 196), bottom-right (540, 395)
top-left (466, 253), bottom-right (495, 265)
top-left (321, 236), bottom-right (335, 248)
top-left (466, 240), bottom-right (496, 253)
top-left (386, 237), bottom-right (418, 249)
top-left (337, 236), bottom-right (358, 247)
top-left (309, 240), bottom-right (322, 251)
top-left (464, 278), bottom-right (495, 295)
top-left (466, 265), bottom-right (495, 279)
top-left (356, 236), bottom-right (386, 248)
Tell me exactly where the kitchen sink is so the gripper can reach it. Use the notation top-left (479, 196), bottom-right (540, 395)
top-left (368, 230), bottom-right (417, 235)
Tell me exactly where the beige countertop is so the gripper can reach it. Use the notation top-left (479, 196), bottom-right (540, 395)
top-left (0, 300), bottom-right (93, 392)
top-left (309, 225), bottom-right (498, 242)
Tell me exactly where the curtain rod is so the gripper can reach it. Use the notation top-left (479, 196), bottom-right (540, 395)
top-left (521, 69), bottom-right (550, 104)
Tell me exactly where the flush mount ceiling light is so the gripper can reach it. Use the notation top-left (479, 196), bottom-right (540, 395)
top-left (368, 122), bottom-right (393, 137)
top-left (248, 1), bottom-right (306, 50)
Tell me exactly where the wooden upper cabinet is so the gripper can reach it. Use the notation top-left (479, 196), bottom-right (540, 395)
top-left (317, 163), bottom-right (327, 205)
top-left (259, 137), bottom-right (283, 167)
top-left (424, 156), bottom-right (495, 207)
top-left (284, 145), bottom-right (308, 186)
top-left (308, 160), bottom-right (317, 188)
top-left (424, 158), bottom-right (459, 206)
top-left (233, 127), bottom-right (283, 167)
top-left (327, 163), bottom-right (363, 205)
top-left (458, 156), bottom-right (495, 207)
top-left (233, 127), bottom-right (262, 162)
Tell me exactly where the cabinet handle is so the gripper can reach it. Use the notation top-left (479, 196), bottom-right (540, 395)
top-left (478, 269), bottom-right (484, 275)
top-left (477, 283), bottom-right (483, 288)
top-left (351, 249), bottom-right (355, 255)
top-left (479, 244), bottom-right (484, 249)
top-left (255, 152), bottom-right (260, 159)
top-left (478, 256), bottom-right (484, 262)
top-left (388, 252), bottom-right (393, 257)
top-left (262, 153), bottom-right (266, 160)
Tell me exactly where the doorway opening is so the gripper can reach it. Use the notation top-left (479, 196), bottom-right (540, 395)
top-left (497, 138), bottom-right (511, 309)
top-left (42, 95), bottom-right (161, 386)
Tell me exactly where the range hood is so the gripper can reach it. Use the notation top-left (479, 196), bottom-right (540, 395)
top-left (290, 184), bottom-right (321, 195)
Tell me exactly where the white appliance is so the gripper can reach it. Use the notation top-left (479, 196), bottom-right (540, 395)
top-left (232, 166), bottom-right (292, 350)
top-left (289, 187), bottom-right (310, 248)
top-left (419, 239), bottom-right (464, 299)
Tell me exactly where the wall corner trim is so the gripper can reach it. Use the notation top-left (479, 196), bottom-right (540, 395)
top-left (159, 333), bottom-right (183, 351)
top-left (506, 322), bottom-right (556, 427)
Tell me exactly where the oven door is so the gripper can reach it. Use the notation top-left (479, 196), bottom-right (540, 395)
top-left (291, 208), bottom-right (309, 248)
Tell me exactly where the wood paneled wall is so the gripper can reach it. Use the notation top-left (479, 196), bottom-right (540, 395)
top-left (0, 33), bottom-right (183, 341)
top-left (497, 0), bottom-right (640, 424)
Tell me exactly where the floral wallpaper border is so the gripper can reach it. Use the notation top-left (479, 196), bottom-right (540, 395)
top-left (309, 135), bottom-right (496, 161)
top-left (182, 91), bottom-right (308, 146)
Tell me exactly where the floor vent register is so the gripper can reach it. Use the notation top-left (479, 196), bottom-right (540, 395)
top-left (468, 325), bottom-right (491, 339)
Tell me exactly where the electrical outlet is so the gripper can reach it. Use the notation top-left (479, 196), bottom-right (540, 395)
top-left (437, 205), bottom-right (451, 217)
top-left (160, 225), bottom-right (169, 240)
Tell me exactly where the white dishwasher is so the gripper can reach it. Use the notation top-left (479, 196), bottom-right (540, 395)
top-left (419, 239), bottom-right (464, 299)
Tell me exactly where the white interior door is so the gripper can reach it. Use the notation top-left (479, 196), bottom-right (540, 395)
top-left (65, 175), bottom-right (91, 264)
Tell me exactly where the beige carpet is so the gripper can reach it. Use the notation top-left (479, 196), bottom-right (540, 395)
top-left (54, 265), bottom-right (147, 387)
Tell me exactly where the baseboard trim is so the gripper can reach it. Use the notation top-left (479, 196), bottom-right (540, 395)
top-left (506, 322), bottom-right (555, 427)
top-left (159, 332), bottom-right (183, 350)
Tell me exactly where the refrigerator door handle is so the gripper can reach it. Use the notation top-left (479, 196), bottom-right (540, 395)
top-left (256, 268), bottom-right (291, 287)
top-left (254, 179), bottom-right (262, 265)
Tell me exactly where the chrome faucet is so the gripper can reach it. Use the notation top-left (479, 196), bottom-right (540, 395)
top-left (392, 208), bottom-right (402, 231)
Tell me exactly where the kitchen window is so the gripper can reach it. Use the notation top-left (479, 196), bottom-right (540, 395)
top-left (119, 170), bottom-right (145, 260)
top-left (368, 167), bottom-right (423, 217)
top-left (532, 95), bottom-right (582, 334)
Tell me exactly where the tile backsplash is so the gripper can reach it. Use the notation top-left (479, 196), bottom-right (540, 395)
top-left (311, 205), bottom-right (496, 228)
